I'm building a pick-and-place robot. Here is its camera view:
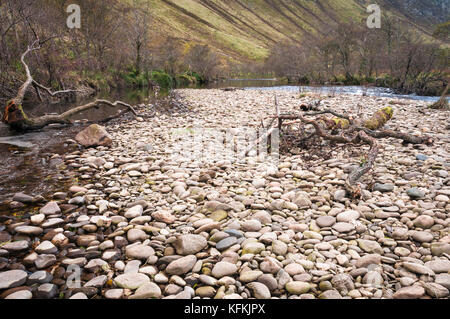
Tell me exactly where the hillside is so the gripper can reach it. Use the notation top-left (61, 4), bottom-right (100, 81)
top-left (146, 0), bottom-right (448, 62)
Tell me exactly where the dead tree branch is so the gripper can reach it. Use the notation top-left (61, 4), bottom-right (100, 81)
top-left (246, 98), bottom-right (432, 198)
top-left (2, 41), bottom-right (147, 131)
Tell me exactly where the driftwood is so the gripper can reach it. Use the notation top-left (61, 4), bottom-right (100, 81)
top-left (429, 83), bottom-right (449, 110)
top-left (247, 95), bottom-right (433, 198)
top-left (2, 40), bottom-right (147, 130)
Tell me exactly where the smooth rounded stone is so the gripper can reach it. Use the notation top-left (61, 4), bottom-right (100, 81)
top-left (334, 189), bottom-right (347, 202)
top-left (319, 281), bottom-right (333, 291)
top-left (85, 259), bottom-right (108, 272)
top-left (413, 215), bottom-right (434, 229)
top-left (247, 282), bottom-right (271, 299)
top-left (251, 211), bottom-right (272, 224)
top-left (114, 273), bottom-right (150, 290)
top-left (125, 260), bottom-right (142, 274)
top-left (2, 240), bottom-right (29, 252)
top-left (402, 262), bottom-right (435, 276)
top-left (14, 226), bottom-right (43, 236)
top-left (362, 271), bottom-right (384, 286)
top-left (284, 263), bottom-right (305, 276)
top-left (129, 282), bottom-right (162, 299)
top-left (36, 283), bottom-right (58, 299)
top-left (406, 188), bottom-right (425, 199)
top-left (195, 286), bottom-right (216, 298)
top-left (31, 214), bottom-right (45, 225)
top-left (239, 270), bottom-right (263, 283)
top-left (336, 210), bottom-right (360, 222)
top-left (125, 244), bottom-right (155, 260)
top-left (105, 289), bottom-right (124, 299)
top-left (40, 202), bottom-right (61, 215)
top-left (331, 274), bottom-right (355, 294)
top-left (41, 218), bottom-right (64, 228)
top-left (85, 275), bottom-right (108, 288)
top-left (216, 237), bottom-right (238, 251)
top-left (357, 239), bottom-right (383, 254)
top-left (303, 231), bottom-right (322, 240)
top-left (332, 222), bottom-right (355, 233)
top-left (257, 274), bottom-right (277, 292)
top-left (316, 216), bottom-right (336, 228)
top-left (430, 243), bottom-right (450, 256)
top-left (272, 240), bottom-right (288, 255)
top-left (423, 282), bottom-right (449, 298)
top-left (35, 254), bottom-right (57, 269)
top-left (252, 179), bottom-right (266, 188)
top-left (399, 277), bottom-right (416, 287)
top-left (173, 234), bottom-right (207, 255)
top-left (212, 262), bottom-right (238, 278)
top-left (77, 234), bottom-right (97, 246)
top-left (70, 292), bottom-right (88, 299)
top-left (198, 274), bottom-right (217, 286)
top-left (435, 274), bottom-right (450, 290)
top-left (224, 229), bottom-right (244, 238)
top-left (166, 255), bottom-right (197, 275)
top-left (373, 183), bottom-right (394, 193)
top-left (393, 285), bottom-right (425, 299)
top-left (5, 290), bottom-right (33, 299)
top-left (242, 219), bottom-right (262, 232)
top-left (425, 260), bottom-right (450, 274)
top-left (356, 254), bottom-right (382, 268)
top-left (124, 205), bottom-right (143, 219)
top-left (209, 210), bottom-right (228, 222)
top-left (411, 231), bottom-right (434, 243)
top-left (151, 210), bottom-right (175, 224)
top-left (394, 247), bottom-right (411, 257)
top-left (127, 229), bottom-right (148, 243)
top-left (319, 290), bottom-right (342, 299)
top-left (416, 154), bottom-right (428, 161)
top-left (13, 193), bottom-right (34, 203)
top-left (27, 271), bottom-right (53, 285)
top-left (68, 196), bottom-right (85, 205)
top-left (0, 270), bottom-right (28, 289)
top-left (285, 281), bottom-right (311, 295)
top-left (434, 194), bottom-right (449, 202)
top-left (102, 250), bottom-right (120, 262)
top-left (35, 241), bottom-right (58, 254)
top-left (242, 242), bottom-right (265, 255)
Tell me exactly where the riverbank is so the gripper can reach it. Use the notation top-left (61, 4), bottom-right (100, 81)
top-left (0, 89), bottom-right (449, 299)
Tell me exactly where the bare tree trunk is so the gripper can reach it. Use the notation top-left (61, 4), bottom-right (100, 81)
top-left (429, 83), bottom-right (449, 110)
top-left (2, 41), bottom-right (145, 131)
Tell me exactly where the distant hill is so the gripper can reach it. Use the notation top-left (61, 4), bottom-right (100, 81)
top-left (146, 0), bottom-right (449, 62)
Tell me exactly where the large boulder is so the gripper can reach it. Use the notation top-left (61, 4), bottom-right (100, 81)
top-left (75, 124), bottom-right (112, 147)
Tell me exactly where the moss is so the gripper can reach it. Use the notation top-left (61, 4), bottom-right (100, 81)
top-left (364, 107), bottom-right (394, 130)
top-left (331, 117), bottom-right (350, 129)
top-left (151, 70), bottom-right (175, 88)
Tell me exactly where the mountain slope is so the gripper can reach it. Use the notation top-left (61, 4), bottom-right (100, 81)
top-left (146, 0), bottom-right (447, 62)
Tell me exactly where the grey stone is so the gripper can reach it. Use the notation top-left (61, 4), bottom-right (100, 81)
top-left (0, 270), bottom-right (28, 289)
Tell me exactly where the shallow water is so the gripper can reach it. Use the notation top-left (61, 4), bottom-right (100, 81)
top-left (242, 84), bottom-right (446, 103)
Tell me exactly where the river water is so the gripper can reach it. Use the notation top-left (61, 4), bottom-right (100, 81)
top-left (0, 80), bottom-right (445, 207)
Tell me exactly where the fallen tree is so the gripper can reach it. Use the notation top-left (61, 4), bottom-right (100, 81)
top-left (246, 97), bottom-right (433, 199)
top-left (2, 40), bottom-right (149, 131)
top-left (429, 83), bottom-right (449, 110)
